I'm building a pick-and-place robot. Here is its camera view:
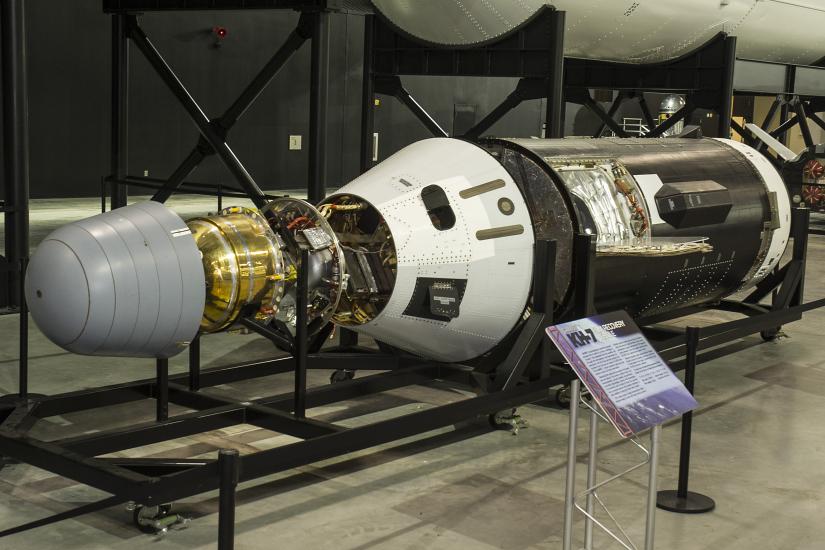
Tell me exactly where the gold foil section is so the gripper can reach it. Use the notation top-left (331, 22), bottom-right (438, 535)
top-left (187, 207), bottom-right (284, 333)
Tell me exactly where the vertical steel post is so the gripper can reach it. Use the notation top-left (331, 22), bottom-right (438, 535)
top-left (338, 22), bottom-right (366, 362)
top-left (780, 65), bottom-right (797, 146)
top-left (791, 207), bottom-right (809, 307)
top-left (584, 405), bottom-right (598, 549)
top-left (188, 335), bottom-right (201, 392)
top-left (308, 10), bottom-right (330, 204)
top-left (156, 358), bottom-right (168, 422)
top-left (218, 449), bottom-right (240, 550)
top-left (532, 240), bottom-right (556, 375)
top-left (644, 425), bottom-right (661, 550)
top-left (359, 15), bottom-right (376, 172)
top-left (716, 36), bottom-right (737, 139)
top-left (544, 9), bottom-right (566, 138)
top-left (18, 258), bottom-right (28, 399)
top-left (110, 14), bottom-right (130, 209)
top-left (294, 248), bottom-right (310, 418)
top-left (573, 235), bottom-right (597, 318)
top-left (2, 0), bottom-right (30, 310)
top-left (562, 379), bottom-right (581, 550)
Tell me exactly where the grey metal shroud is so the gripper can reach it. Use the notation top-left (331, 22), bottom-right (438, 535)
top-left (25, 202), bottom-right (205, 358)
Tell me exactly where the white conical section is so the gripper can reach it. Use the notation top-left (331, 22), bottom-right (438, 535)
top-left (330, 138), bottom-right (535, 362)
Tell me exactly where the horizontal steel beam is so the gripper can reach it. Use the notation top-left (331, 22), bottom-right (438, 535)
top-left (138, 377), bottom-right (556, 503)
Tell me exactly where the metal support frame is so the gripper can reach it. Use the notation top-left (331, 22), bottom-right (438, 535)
top-left (373, 75), bottom-right (448, 138)
top-left (1, 0), bottom-right (30, 312)
top-left (780, 65), bottom-right (797, 146)
top-left (0, 240), bottom-right (564, 542)
top-left (361, 6), bottom-right (567, 166)
top-left (126, 16), bottom-right (267, 207)
top-left (0, 209), bottom-right (821, 539)
top-left (103, 6), bottom-right (333, 208)
top-left (564, 34), bottom-right (736, 139)
top-left (717, 36), bottom-right (737, 139)
top-left (594, 91), bottom-right (627, 138)
top-left (572, 90), bottom-right (631, 139)
top-left (543, 8), bottom-right (566, 139)
top-left (0, 1), bottom-right (30, 403)
top-left (364, 11), bottom-right (738, 156)
top-left (308, 10), bottom-right (329, 203)
top-left (154, 13), bottom-right (312, 205)
top-left (110, 13), bottom-right (129, 209)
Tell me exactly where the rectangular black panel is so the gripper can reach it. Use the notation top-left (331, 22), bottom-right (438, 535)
top-left (403, 278), bottom-right (467, 322)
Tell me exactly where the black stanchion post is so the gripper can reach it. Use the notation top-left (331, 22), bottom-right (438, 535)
top-left (657, 326), bottom-right (715, 513)
top-left (294, 248), bottom-right (309, 418)
top-left (188, 334), bottom-right (201, 392)
top-left (218, 448), bottom-right (240, 550)
top-left (156, 357), bottom-right (168, 422)
top-left (19, 258), bottom-right (28, 399)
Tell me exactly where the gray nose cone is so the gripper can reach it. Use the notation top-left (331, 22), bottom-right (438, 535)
top-left (25, 201), bottom-right (206, 358)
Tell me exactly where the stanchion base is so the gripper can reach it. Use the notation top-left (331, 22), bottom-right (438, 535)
top-left (656, 490), bottom-right (715, 514)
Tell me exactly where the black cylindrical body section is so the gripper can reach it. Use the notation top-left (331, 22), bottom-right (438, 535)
top-left (483, 137), bottom-right (783, 319)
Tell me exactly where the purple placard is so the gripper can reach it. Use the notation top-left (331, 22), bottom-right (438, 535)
top-left (546, 310), bottom-right (697, 438)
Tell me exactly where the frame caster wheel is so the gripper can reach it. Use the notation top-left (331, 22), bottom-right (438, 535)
top-left (760, 327), bottom-right (782, 341)
top-left (330, 369), bottom-right (355, 384)
top-left (555, 386), bottom-right (571, 409)
top-left (130, 503), bottom-right (188, 535)
top-left (488, 408), bottom-right (527, 435)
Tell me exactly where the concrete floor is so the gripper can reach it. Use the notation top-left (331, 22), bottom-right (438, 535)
top-left (0, 197), bottom-right (824, 549)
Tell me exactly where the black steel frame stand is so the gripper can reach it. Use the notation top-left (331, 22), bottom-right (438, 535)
top-left (1, 0), bottom-right (30, 311)
top-left (0, 237), bottom-right (563, 543)
top-left (566, 34), bottom-right (738, 139)
top-left (656, 326), bottom-right (716, 514)
top-left (360, 6), bottom-right (567, 170)
top-left (103, 6), bottom-right (332, 208)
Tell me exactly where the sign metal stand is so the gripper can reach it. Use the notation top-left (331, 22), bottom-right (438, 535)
top-left (563, 379), bottom-right (662, 550)
top-left (551, 311), bottom-right (695, 549)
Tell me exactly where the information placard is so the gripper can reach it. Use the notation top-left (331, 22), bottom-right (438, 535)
top-left (546, 310), bottom-right (697, 438)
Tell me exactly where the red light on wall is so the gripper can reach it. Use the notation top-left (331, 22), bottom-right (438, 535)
top-left (213, 26), bottom-right (228, 40)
